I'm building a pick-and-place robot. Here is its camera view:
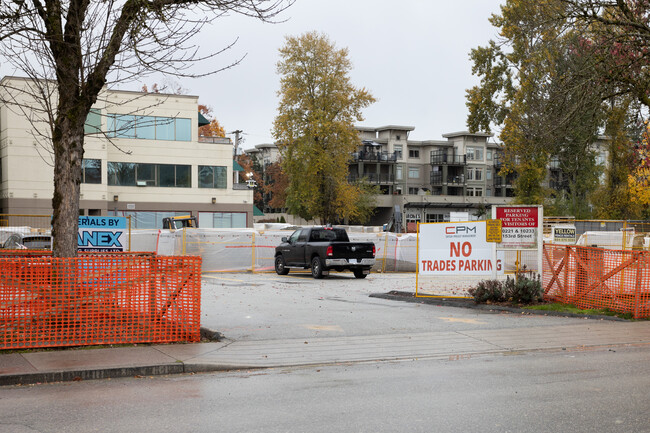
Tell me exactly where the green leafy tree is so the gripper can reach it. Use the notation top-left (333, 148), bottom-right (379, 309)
top-left (467, 0), bottom-right (609, 215)
top-left (273, 31), bottom-right (376, 224)
top-left (0, 0), bottom-right (289, 257)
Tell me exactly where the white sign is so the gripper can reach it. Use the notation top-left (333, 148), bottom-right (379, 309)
top-left (418, 221), bottom-right (503, 275)
top-left (552, 225), bottom-right (577, 244)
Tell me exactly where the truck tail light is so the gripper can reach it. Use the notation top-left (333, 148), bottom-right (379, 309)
top-left (327, 246), bottom-right (333, 257)
top-left (372, 245), bottom-right (376, 257)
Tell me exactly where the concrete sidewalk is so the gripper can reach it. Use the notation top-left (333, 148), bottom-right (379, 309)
top-left (2, 321), bottom-right (649, 386)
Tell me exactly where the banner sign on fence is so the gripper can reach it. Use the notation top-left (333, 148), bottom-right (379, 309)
top-left (494, 206), bottom-right (541, 249)
top-left (552, 225), bottom-right (577, 245)
top-left (78, 216), bottom-right (127, 252)
top-left (418, 221), bottom-right (503, 275)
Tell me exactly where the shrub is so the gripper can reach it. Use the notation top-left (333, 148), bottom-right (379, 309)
top-left (468, 279), bottom-right (505, 304)
top-left (505, 274), bottom-right (543, 304)
top-left (469, 273), bottom-right (543, 305)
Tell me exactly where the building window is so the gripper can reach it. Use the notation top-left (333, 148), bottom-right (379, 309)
top-left (396, 165), bottom-right (403, 180)
top-left (466, 169), bottom-right (474, 181)
top-left (487, 150), bottom-right (493, 160)
top-left (107, 114), bottom-right (191, 141)
top-left (475, 168), bottom-right (483, 181)
top-left (199, 165), bottom-right (227, 188)
top-left (81, 159), bottom-right (101, 184)
top-left (426, 213), bottom-right (444, 223)
top-left (408, 166), bottom-right (420, 179)
top-left (396, 135), bottom-right (401, 141)
top-left (486, 168), bottom-right (492, 181)
top-left (475, 188), bottom-right (483, 197)
top-left (84, 109), bottom-right (102, 135)
top-left (409, 149), bottom-right (420, 158)
top-left (486, 188), bottom-right (492, 197)
top-left (108, 162), bottom-right (191, 187)
top-left (394, 145), bottom-right (403, 159)
top-left (198, 212), bottom-right (247, 228)
top-left (466, 147), bottom-right (484, 161)
top-left (408, 187), bottom-right (419, 195)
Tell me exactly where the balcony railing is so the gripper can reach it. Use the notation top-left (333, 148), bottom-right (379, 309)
top-left (430, 151), bottom-right (466, 165)
top-left (349, 173), bottom-right (395, 184)
top-left (494, 177), bottom-right (515, 187)
top-left (352, 151), bottom-right (398, 163)
top-left (430, 172), bottom-right (465, 186)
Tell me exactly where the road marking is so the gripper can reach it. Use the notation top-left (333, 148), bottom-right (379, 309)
top-left (438, 317), bottom-right (485, 324)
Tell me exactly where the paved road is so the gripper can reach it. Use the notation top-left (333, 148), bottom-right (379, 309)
top-left (1, 345), bottom-right (648, 433)
top-left (201, 272), bottom-right (592, 341)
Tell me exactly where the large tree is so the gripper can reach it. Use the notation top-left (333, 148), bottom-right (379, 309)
top-left (0, 0), bottom-right (289, 257)
top-left (273, 31), bottom-right (376, 224)
top-left (560, 0), bottom-right (650, 108)
top-left (467, 0), bottom-right (611, 215)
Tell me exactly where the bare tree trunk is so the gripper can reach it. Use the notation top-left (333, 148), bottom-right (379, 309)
top-left (51, 103), bottom-right (85, 258)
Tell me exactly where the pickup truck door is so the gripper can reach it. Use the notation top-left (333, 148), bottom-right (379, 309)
top-left (284, 229), bottom-right (308, 266)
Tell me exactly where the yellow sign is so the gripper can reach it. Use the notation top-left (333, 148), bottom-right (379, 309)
top-left (486, 219), bottom-right (502, 243)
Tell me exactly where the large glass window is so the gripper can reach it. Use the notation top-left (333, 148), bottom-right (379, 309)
top-left (199, 212), bottom-right (247, 228)
top-left (108, 162), bottom-right (191, 187)
top-left (466, 147), bottom-right (484, 161)
top-left (409, 149), bottom-right (420, 158)
top-left (395, 165), bottom-right (403, 180)
top-left (107, 114), bottom-right (191, 141)
top-left (136, 116), bottom-right (156, 140)
top-left (84, 109), bottom-right (102, 135)
top-left (199, 165), bottom-right (227, 188)
top-left (408, 166), bottom-right (420, 179)
top-left (82, 159), bottom-right (101, 184)
top-left (156, 118), bottom-right (175, 141)
top-left (176, 118), bottom-right (192, 141)
top-left (394, 145), bottom-right (403, 159)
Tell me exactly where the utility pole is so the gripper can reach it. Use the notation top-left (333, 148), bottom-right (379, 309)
top-left (230, 130), bottom-right (243, 158)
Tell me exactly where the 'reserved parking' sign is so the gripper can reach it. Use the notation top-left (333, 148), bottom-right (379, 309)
top-left (78, 216), bottom-right (127, 252)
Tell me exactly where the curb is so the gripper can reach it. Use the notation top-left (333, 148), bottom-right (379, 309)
top-left (369, 291), bottom-right (629, 322)
top-left (0, 364), bottom-right (186, 386)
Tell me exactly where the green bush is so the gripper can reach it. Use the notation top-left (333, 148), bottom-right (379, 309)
top-left (505, 274), bottom-right (543, 304)
top-left (469, 274), bottom-right (543, 305)
top-left (468, 279), bottom-right (505, 303)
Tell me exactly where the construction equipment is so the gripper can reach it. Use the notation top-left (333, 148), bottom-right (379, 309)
top-left (162, 215), bottom-right (198, 230)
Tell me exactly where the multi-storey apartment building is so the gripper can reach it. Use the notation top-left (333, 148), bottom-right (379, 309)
top-left (0, 76), bottom-right (254, 228)
top-left (246, 125), bottom-right (513, 229)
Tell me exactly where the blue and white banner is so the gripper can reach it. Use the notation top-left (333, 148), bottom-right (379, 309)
top-left (78, 216), bottom-right (128, 252)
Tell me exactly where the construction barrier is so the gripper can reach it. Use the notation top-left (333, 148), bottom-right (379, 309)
top-left (0, 252), bottom-right (202, 349)
top-left (543, 244), bottom-right (650, 319)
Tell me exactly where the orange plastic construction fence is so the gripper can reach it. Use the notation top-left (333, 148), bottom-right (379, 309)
top-left (0, 252), bottom-right (202, 349)
top-left (543, 244), bottom-right (650, 319)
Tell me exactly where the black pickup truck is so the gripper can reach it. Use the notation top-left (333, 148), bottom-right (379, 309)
top-left (274, 227), bottom-right (376, 279)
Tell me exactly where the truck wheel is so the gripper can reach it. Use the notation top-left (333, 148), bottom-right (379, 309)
top-left (311, 256), bottom-right (325, 279)
top-left (353, 269), bottom-right (368, 279)
top-left (275, 255), bottom-right (289, 275)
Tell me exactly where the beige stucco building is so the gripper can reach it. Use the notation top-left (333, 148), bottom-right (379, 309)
top-left (0, 76), bottom-right (253, 228)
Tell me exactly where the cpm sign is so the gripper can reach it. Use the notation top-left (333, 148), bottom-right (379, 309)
top-left (418, 221), bottom-right (503, 276)
top-left (78, 216), bottom-right (127, 252)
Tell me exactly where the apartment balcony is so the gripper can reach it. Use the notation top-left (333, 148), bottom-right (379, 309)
top-left (494, 177), bottom-right (515, 187)
top-left (349, 173), bottom-right (395, 184)
top-left (351, 150), bottom-right (398, 163)
top-left (430, 151), bottom-right (466, 165)
top-left (430, 172), bottom-right (465, 186)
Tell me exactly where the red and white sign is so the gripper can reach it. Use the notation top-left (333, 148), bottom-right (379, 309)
top-left (494, 206), bottom-right (541, 249)
top-left (418, 221), bottom-right (503, 276)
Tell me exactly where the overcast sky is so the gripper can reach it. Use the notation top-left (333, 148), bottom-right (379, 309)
top-left (3, 0), bottom-right (505, 149)
top-left (165, 0), bottom-right (506, 148)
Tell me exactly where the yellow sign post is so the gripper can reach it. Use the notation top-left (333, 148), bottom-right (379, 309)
top-left (486, 219), bottom-right (502, 243)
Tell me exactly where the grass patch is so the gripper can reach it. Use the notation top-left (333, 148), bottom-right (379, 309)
top-left (523, 302), bottom-right (636, 320)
